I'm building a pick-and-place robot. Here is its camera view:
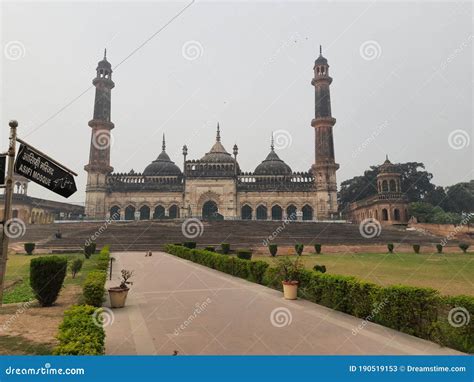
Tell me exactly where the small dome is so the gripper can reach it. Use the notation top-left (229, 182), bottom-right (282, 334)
top-left (143, 135), bottom-right (182, 176)
top-left (97, 49), bottom-right (112, 70)
top-left (378, 155), bottom-right (400, 174)
top-left (254, 138), bottom-right (292, 175)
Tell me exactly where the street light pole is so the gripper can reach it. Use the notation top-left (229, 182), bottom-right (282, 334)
top-left (0, 120), bottom-right (18, 306)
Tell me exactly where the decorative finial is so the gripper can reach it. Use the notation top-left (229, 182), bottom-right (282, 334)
top-left (319, 45), bottom-right (322, 55)
top-left (104, 48), bottom-right (107, 60)
top-left (386, 154), bottom-right (389, 161)
top-left (216, 123), bottom-right (221, 142)
top-left (270, 132), bottom-right (274, 151)
top-left (162, 133), bottom-right (166, 151)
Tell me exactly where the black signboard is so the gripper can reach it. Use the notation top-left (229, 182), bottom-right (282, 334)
top-left (14, 144), bottom-right (77, 198)
top-left (0, 154), bottom-right (5, 185)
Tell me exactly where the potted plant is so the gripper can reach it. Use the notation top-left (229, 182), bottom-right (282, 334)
top-left (277, 257), bottom-right (303, 300)
top-left (108, 269), bottom-right (133, 308)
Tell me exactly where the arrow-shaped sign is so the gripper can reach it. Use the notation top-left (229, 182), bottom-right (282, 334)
top-left (14, 144), bottom-right (77, 198)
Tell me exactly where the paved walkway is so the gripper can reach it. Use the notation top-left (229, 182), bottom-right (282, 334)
top-left (104, 252), bottom-right (460, 355)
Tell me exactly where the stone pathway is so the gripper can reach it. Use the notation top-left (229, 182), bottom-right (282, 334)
top-left (104, 252), bottom-right (461, 355)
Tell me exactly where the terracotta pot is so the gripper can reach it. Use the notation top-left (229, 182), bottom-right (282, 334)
top-left (108, 287), bottom-right (129, 308)
top-left (282, 281), bottom-right (298, 300)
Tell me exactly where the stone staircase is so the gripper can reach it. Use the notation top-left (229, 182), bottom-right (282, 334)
top-left (11, 220), bottom-right (441, 252)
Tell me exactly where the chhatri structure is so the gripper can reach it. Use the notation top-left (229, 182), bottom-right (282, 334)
top-left (84, 48), bottom-right (339, 221)
top-left (347, 157), bottom-right (409, 225)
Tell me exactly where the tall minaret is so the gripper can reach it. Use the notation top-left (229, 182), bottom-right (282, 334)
top-left (84, 50), bottom-right (115, 219)
top-left (311, 46), bottom-right (339, 218)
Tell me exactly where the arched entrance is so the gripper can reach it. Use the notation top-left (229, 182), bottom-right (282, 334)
top-left (394, 208), bottom-right (400, 221)
top-left (256, 205), bottom-right (267, 220)
top-left (271, 205), bottom-right (282, 220)
top-left (139, 205), bottom-right (150, 220)
top-left (125, 205), bottom-right (135, 220)
top-left (286, 205), bottom-right (297, 220)
top-left (202, 201), bottom-right (218, 219)
top-left (153, 205), bottom-right (165, 219)
top-left (241, 205), bottom-right (252, 220)
top-left (110, 205), bottom-right (120, 219)
top-left (169, 205), bottom-right (179, 219)
top-left (302, 204), bottom-right (313, 221)
top-left (382, 208), bottom-right (389, 221)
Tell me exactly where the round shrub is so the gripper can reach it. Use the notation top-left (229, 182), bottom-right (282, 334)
top-left (70, 258), bottom-right (83, 279)
top-left (436, 244), bottom-right (443, 254)
top-left (413, 244), bottom-right (421, 254)
top-left (221, 243), bottom-right (230, 254)
top-left (237, 249), bottom-right (252, 260)
top-left (183, 241), bottom-right (196, 249)
top-left (269, 244), bottom-right (278, 257)
top-left (84, 243), bottom-right (96, 259)
top-left (459, 243), bottom-right (469, 253)
top-left (314, 243), bottom-right (322, 254)
top-left (30, 256), bottom-right (67, 306)
top-left (387, 243), bottom-right (394, 253)
top-left (295, 243), bottom-right (304, 256)
top-left (24, 242), bottom-right (35, 255)
top-left (313, 264), bottom-right (326, 273)
top-left (204, 246), bottom-right (215, 252)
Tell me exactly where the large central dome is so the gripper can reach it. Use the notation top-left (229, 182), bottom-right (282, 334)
top-left (143, 135), bottom-right (182, 176)
top-left (200, 124), bottom-right (235, 163)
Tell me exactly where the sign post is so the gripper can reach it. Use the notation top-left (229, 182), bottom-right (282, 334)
top-left (14, 141), bottom-right (77, 198)
top-left (0, 120), bottom-right (18, 306)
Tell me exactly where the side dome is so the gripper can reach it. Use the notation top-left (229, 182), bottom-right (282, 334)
top-left (143, 135), bottom-right (182, 176)
top-left (254, 137), bottom-right (292, 176)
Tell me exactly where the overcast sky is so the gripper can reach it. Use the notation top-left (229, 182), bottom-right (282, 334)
top-left (1, 0), bottom-right (472, 205)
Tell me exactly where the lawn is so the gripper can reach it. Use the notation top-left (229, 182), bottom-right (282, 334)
top-left (0, 252), bottom-right (104, 355)
top-left (257, 252), bottom-right (474, 296)
top-left (3, 253), bottom-right (98, 304)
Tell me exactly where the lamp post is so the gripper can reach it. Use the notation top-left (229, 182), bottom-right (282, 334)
top-left (0, 120), bottom-right (18, 306)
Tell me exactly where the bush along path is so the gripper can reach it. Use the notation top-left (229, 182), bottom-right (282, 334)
top-left (164, 244), bottom-right (473, 354)
top-left (53, 246), bottom-right (110, 355)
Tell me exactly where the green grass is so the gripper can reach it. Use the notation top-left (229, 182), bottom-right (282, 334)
top-left (257, 252), bottom-right (474, 296)
top-left (0, 335), bottom-right (53, 355)
top-left (3, 253), bottom-right (101, 304)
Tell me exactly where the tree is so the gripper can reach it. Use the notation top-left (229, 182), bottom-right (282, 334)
top-left (444, 181), bottom-right (474, 213)
top-left (338, 162), bottom-right (436, 212)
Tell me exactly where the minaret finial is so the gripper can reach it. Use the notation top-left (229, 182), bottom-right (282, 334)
top-left (216, 123), bottom-right (221, 142)
top-left (386, 154), bottom-right (388, 161)
top-left (162, 133), bottom-right (166, 151)
top-left (270, 132), bottom-right (274, 151)
top-left (104, 48), bottom-right (107, 60)
top-left (319, 45), bottom-right (322, 55)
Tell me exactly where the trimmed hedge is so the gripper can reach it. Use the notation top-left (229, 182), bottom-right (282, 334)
top-left (96, 246), bottom-right (111, 271)
top-left (165, 244), bottom-right (473, 353)
top-left (221, 243), bottom-right (230, 254)
top-left (24, 242), bottom-right (35, 255)
top-left (30, 256), bottom-right (68, 306)
top-left (53, 305), bottom-right (105, 355)
top-left (83, 270), bottom-right (107, 307)
top-left (165, 245), bottom-right (269, 284)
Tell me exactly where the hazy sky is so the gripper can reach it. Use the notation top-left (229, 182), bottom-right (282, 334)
top-left (1, 1), bottom-right (472, 205)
